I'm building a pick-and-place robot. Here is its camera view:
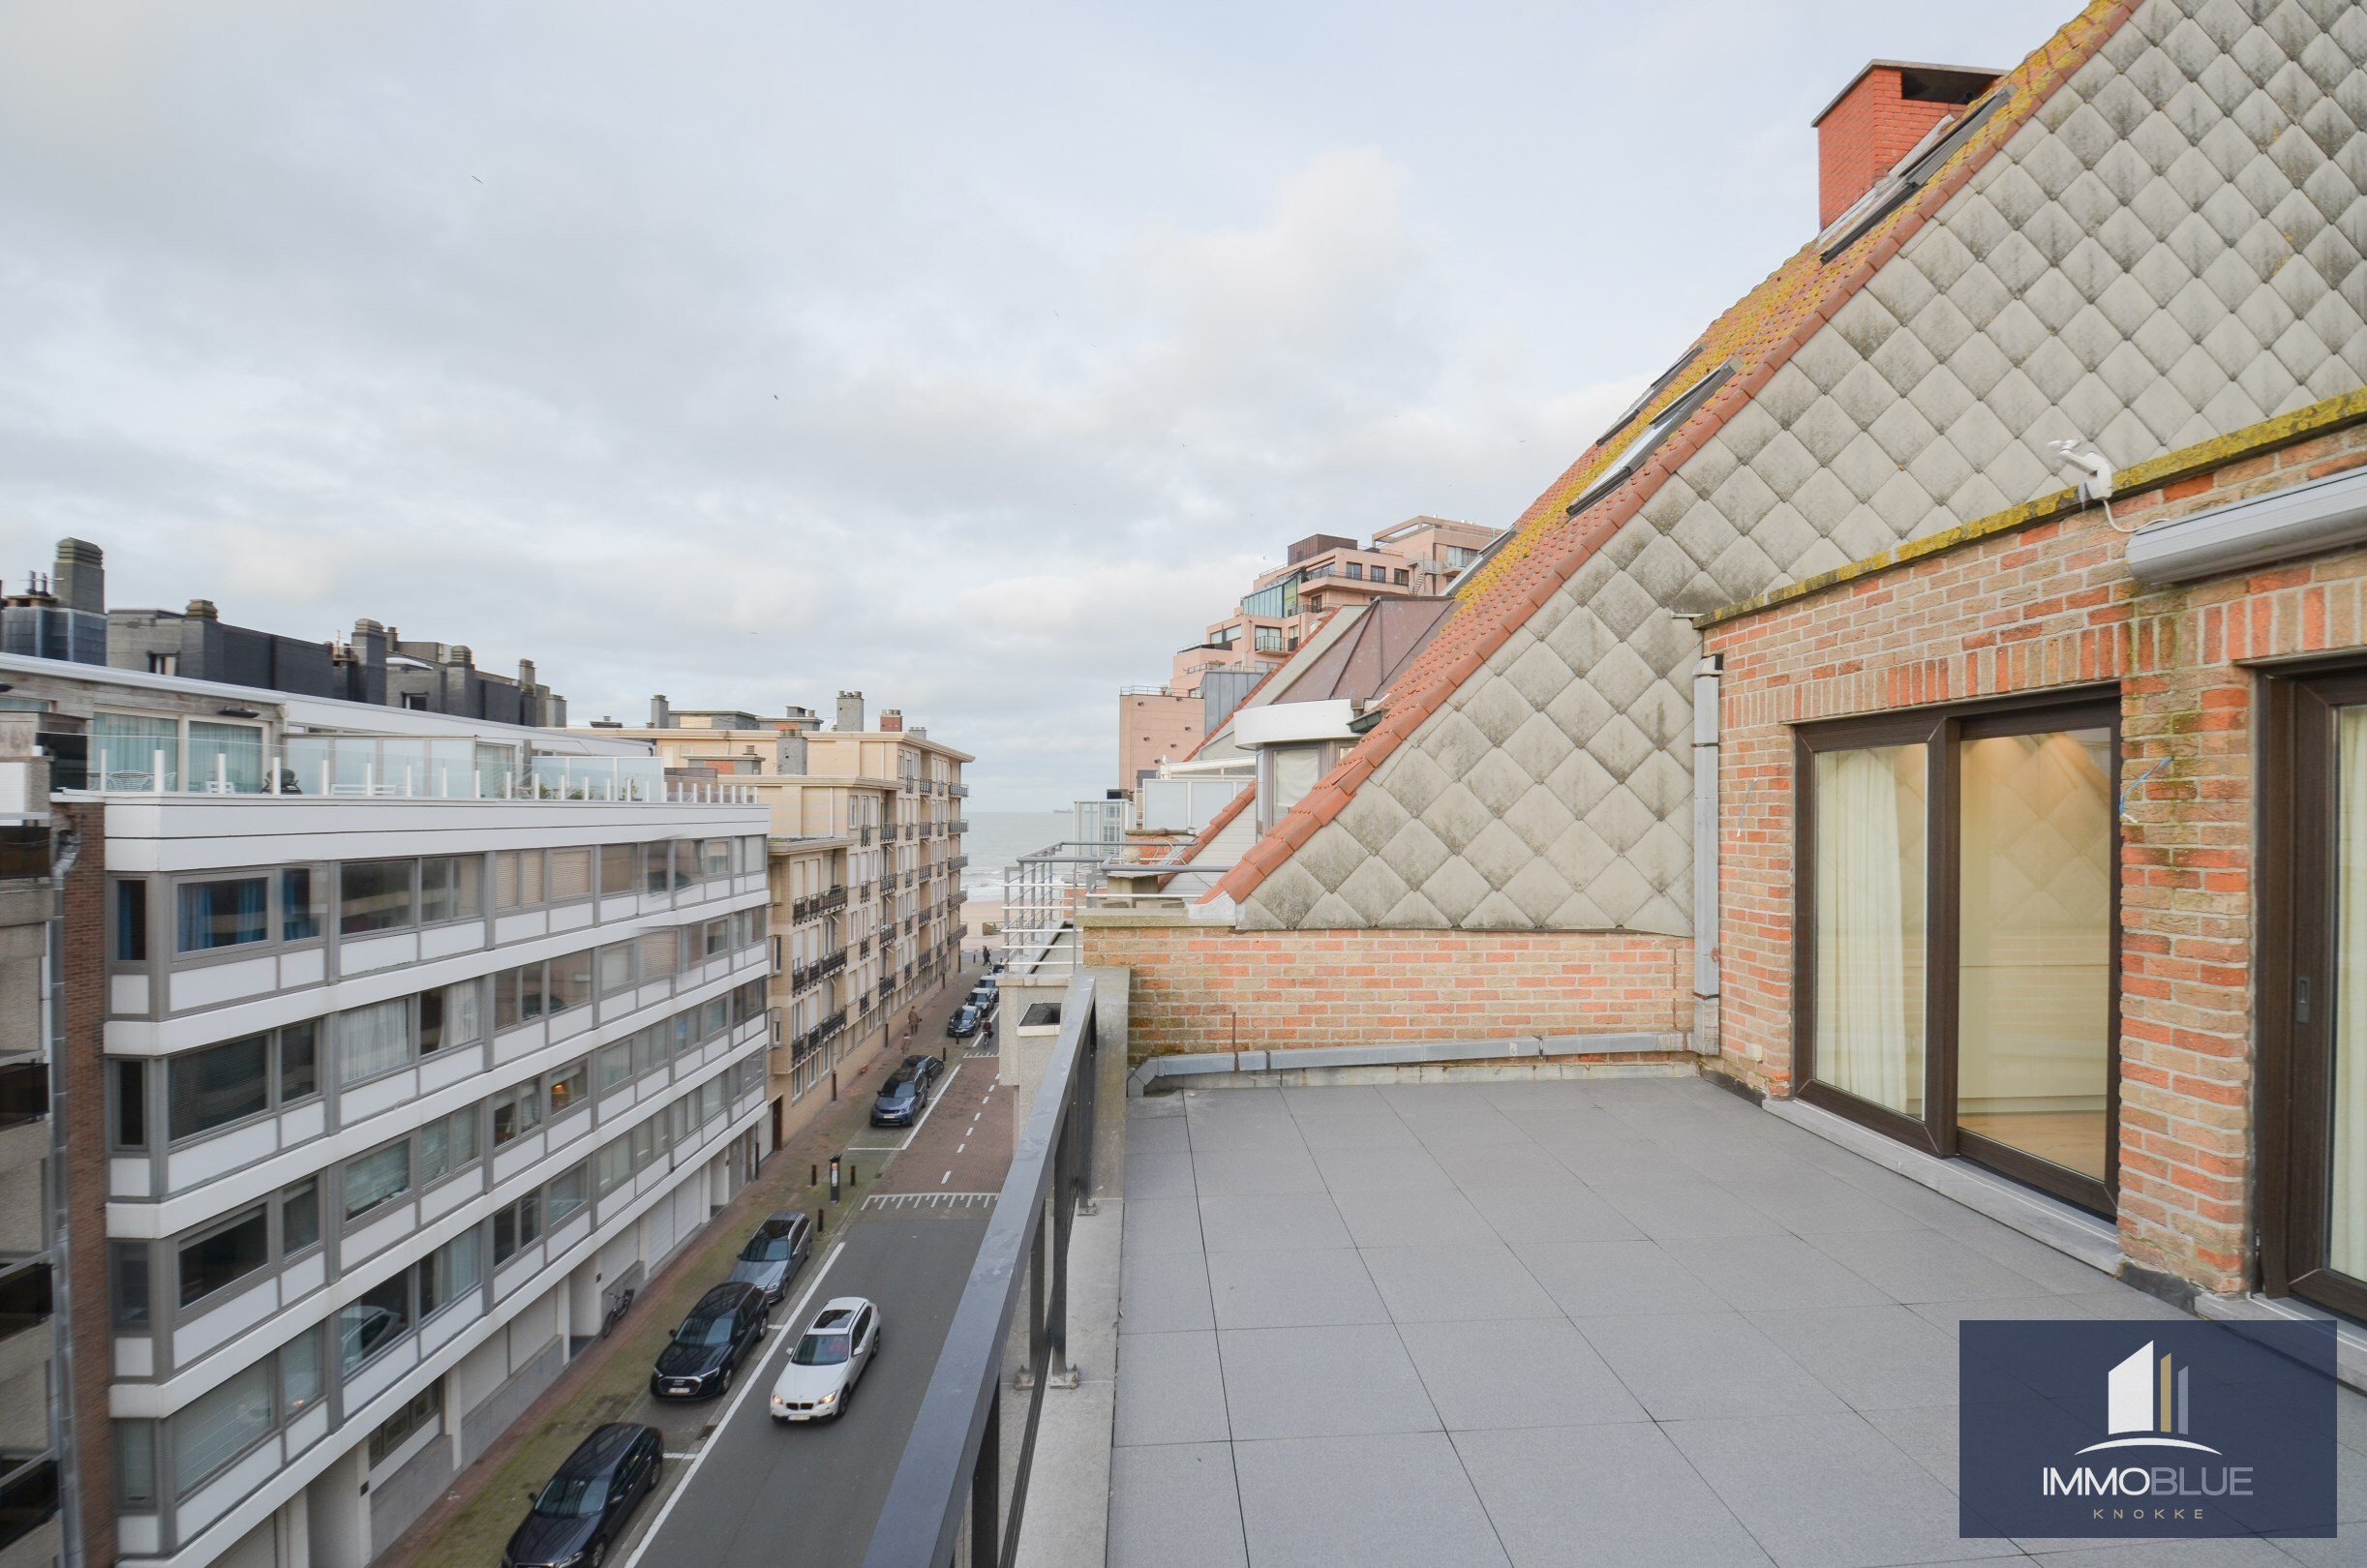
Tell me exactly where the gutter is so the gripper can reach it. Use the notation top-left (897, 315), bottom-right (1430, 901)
top-left (1129, 1031), bottom-right (1688, 1093)
top-left (1691, 653), bottom-right (1721, 1057)
top-left (2124, 460), bottom-right (2367, 586)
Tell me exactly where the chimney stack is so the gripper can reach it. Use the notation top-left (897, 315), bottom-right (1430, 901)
top-left (650, 694), bottom-right (672, 729)
top-left (835, 691), bottom-right (865, 732)
top-left (185, 598), bottom-right (220, 621)
top-left (776, 729), bottom-right (808, 775)
top-left (52, 538), bottom-right (103, 615)
top-left (879, 709), bottom-right (903, 734)
top-left (1812, 61), bottom-right (1998, 228)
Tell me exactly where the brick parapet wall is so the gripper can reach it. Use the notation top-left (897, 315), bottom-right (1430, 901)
top-left (1707, 413), bottom-right (2367, 1294)
top-left (1077, 916), bottom-right (1693, 1061)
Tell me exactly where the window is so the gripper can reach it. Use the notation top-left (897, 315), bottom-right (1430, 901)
top-left (493, 1191), bottom-right (541, 1264)
top-left (338, 1272), bottom-right (410, 1374)
top-left (366, 1384), bottom-right (441, 1468)
top-left (175, 877), bottom-right (268, 952)
top-left (114, 879), bottom-right (147, 962)
top-left (700, 839), bottom-right (731, 880)
top-left (419, 982), bottom-right (480, 1054)
top-left (178, 1205), bottom-right (268, 1309)
top-left (110, 1242), bottom-right (149, 1330)
top-left (637, 928), bottom-right (679, 980)
top-left (171, 1361), bottom-right (273, 1495)
top-left (339, 859), bottom-right (414, 936)
top-left (547, 1061), bottom-right (588, 1118)
top-left (494, 962), bottom-right (546, 1031)
top-left (1393, 567), bottom-right (1410, 586)
top-left (544, 1163), bottom-right (588, 1228)
top-left (596, 1040), bottom-right (632, 1093)
top-left (420, 857), bottom-right (483, 924)
top-left (491, 1080), bottom-right (544, 1146)
top-left (167, 1035), bottom-right (268, 1140)
top-left (113, 1059), bottom-right (147, 1148)
top-left (337, 998), bottom-right (410, 1085)
top-left (281, 868), bottom-right (319, 942)
top-left (596, 1135), bottom-right (632, 1194)
top-left (545, 949), bottom-right (592, 1015)
top-left (670, 842), bottom-right (696, 890)
top-left (280, 1021), bottom-right (318, 1101)
top-left (548, 849), bottom-right (592, 903)
top-left (343, 1142), bottom-right (410, 1221)
top-left (280, 1325), bottom-right (323, 1418)
top-left (93, 711), bottom-right (179, 790)
top-left (1344, 561), bottom-right (1363, 580)
top-left (187, 721), bottom-right (262, 794)
top-left (600, 843), bottom-right (634, 897)
top-left (419, 1106), bottom-right (480, 1184)
top-left (598, 943), bottom-right (635, 997)
top-left (117, 1422), bottom-right (157, 1511)
top-left (283, 1178), bottom-right (320, 1252)
top-left (495, 850), bottom-right (543, 910)
top-left (704, 918), bottom-right (731, 958)
top-left (417, 1232), bottom-right (479, 1319)
top-left (644, 843), bottom-right (672, 895)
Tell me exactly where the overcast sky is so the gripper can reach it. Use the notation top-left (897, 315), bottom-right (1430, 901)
top-left (0, 0), bottom-right (2071, 808)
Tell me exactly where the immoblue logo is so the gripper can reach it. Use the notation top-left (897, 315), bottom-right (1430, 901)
top-left (1959, 1320), bottom-right (2335, 1539)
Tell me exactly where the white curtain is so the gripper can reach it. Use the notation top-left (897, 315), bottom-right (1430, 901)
top-left (1814, 747), bottom-right (1922, 1114)
top-left (337, 999), bottom-right (410, 1085)
top-left (2332, 711), bottom-right (2367, 1280)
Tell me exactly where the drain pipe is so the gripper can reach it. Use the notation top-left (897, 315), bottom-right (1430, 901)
top-left (1691, 653), bottom-right (1722, 1057)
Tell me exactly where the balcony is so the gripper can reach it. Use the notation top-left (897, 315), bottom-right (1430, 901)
top-left (0, 827), bottom-right (44, 882)
top-left (950, 855), bottom-right (968, 872)
top-left (950, 782), bottom-right (970, 798)
top-left (0, 1454), bottom-right (57, 1560)
top-left (819, 885), bottom-right (849, 914)
top-left (859, 827), bottom-right (874, 847)
top-left (819, 1008), bottom-right (848, 1038)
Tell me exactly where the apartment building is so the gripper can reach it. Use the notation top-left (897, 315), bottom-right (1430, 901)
top-left (1087, 0), bottom-right (2367, 1342)
top-left (1121, 519), bottom-right (1500, 794)
top-left (586, 691), bottom-right (970, 1153)
top-left (1, 651), bottom-right (772, 1568)
top-left (1, 539), bottom-right (566, 727)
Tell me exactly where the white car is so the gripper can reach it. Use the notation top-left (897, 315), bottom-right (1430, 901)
top-left (769, 1297), bottom-right (880, 1424)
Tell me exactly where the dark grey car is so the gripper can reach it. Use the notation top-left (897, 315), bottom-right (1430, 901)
top-left (726, 1212), bottom-right (815, 1305)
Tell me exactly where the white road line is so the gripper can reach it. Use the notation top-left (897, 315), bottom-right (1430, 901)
top-left (940, 1171), bottom-right (950, 1185)
top-left (662, 1451), bottom-right (699, 1461)
top-left (956, 1143), bottom-right (965, 1155)
top-left (620, 1239), bottom-right (845, 1568)
top-left (900, 1061), bottom-right (964, 1143)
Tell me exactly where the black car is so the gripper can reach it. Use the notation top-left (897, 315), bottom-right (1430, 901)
top-left (502, 1422), bottom-right (661, 1568)
top-left (726, 1211), bottom-right (814, 1304)
top-left (903, 1053), bottom-right (944, 1087)
top-left (946, 1006), bottom-right (982, 1039)
top-left (650, 1282), bottom-right (769, 1399)
top-left (870, 1066), bottom-right (930, 1127)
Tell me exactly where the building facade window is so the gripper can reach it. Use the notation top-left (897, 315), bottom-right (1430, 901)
top-left (175, 877), bottom-right (268, 952)
top-left (339, 859), bottom-right (415, 936)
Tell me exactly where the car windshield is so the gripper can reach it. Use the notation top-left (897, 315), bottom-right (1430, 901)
top-left (878, 1083), bottom-right (914, 1101)
top-left (675, 1313), bottom-right (733, 1347)
top-left (791, 1331), bottom-right (851, 1366)
top-left (533, 1473), bottom-right (610, 1519)
top-left (741, 1235), bottom-right (792, 1263)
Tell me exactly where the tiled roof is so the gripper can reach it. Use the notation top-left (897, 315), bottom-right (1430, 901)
top-left (1209, 0), bottom-right (2141, 906)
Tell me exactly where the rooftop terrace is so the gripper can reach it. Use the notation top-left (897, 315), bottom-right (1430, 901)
top-left (1112, 1075), bottom-right (2366, 1568)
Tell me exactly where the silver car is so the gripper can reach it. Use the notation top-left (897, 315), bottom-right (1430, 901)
top-left (769, 1297), bottom-right (880, 1424)
top-left (726, 1211), bottom-right (814, 1305)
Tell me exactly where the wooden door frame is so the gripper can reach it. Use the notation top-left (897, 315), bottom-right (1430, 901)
top-left (1792, 686), bottom-right (2122, 1217)
top-left (2258, 664), bottom-right (2367, 1322)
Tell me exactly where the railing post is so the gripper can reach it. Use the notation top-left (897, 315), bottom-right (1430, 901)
top-left (970, 1393), bottom-right (1000, 1568)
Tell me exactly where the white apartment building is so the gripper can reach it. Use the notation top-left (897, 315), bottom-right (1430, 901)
top-left (2, 653), bottom-right (773, 1568)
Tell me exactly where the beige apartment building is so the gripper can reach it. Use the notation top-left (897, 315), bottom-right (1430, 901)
top-left (584, 692), bottom-right (970, 1150)
top-left (1119, 518), bottom-right (1502, 795)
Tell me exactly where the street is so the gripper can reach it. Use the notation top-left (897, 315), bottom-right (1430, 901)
top-left (606, 1011), bottom-right (1014, 1568)
top-left (616, 1208), bottom-right (990, 1568)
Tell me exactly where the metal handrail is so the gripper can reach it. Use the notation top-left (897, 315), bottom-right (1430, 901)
top-left (859, 975), bottom-right (1097, 1568)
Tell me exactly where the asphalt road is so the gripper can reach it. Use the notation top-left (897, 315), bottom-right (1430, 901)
top-left (610, 1206), bottom-right (990, 1568)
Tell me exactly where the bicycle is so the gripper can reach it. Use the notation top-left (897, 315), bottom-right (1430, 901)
top-left (600, 1286), bottom-right (636, 1339)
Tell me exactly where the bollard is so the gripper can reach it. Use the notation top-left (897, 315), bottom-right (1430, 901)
top-left (816, 1206), bottom-right (825, 1236)
top-left (851, 1161), bottom-right (859, 1187)
top-left (829, 1156), bottom-right (841, 1204)
top-left (810, 1163), bottom-right (818, 1188)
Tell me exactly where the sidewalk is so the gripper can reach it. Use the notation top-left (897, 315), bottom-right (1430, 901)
top-left (379, 956), bottom-right (986, 1568)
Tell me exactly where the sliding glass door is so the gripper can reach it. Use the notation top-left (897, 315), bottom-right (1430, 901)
top-left (1798, 697), bottom-right (2119, 1213)
top-left (2261, 670), bottom-right (2367, 1321)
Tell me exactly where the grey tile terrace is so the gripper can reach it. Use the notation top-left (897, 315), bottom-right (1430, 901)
top-left (1110, 1075), bottom-right (2367, 1568)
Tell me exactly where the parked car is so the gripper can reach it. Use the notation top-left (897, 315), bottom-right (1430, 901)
top-left (967, 984), bottom-right (997, 1012)
top-left (902, 1052), bottom-right (944, 1088)
top-left (501, 1423), bottom-right (662, 1568)
top-left (650, 1282), bottom-right (769, 1399)
top-left (726, 1211), bottom-right (814, 1305)
top-left (946, 1005), bottom-right (982, 1039)
top-left (870, 1065), bottom-right (931, 1127)
top-left (770, 1296), bottom-right (882, 1423)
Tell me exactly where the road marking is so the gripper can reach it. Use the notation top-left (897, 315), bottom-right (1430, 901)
top-left (620, 1238), bottom-right (845, 1568)
top-left (940, 1171), bottom-right (950, 1185)
top-left (956, 1143), bottom-right (965, 1154)
top-left (863, 1191), bottom-right (994, 1211)
top-left (662, 1451), bottom-right (699, 1461)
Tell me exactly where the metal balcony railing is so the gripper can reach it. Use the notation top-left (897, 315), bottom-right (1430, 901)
top-left (950, 819), bottom-right (970, 834)
top-left (820, 885), bottom-right (848, 913)
top-left (950, 782), bottom-right (970, 798)
top-left (860, 975), bottom-right (1097, 1568)
top-left (819, 950), bottom-right (846, 979)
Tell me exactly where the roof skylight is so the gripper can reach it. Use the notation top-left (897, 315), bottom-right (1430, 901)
top-left (1563, 361), bottom-right (1736, 517)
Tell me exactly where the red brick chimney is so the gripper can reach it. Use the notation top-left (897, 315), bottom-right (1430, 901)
top-left (1813, 60), bottom-right (2000, 228)
top-left (879, 709), bottom-right (903, 733)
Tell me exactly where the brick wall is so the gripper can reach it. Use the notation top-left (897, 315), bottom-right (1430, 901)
top-left (1077, 915), bottom-right (1694, 1060)
top-left (1707, 409), bottom-right (2367, 1294)
top-left (57, 799), bottom-right (114, 1566)
top-left (1815, 67), bottom-right (1959, 227)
